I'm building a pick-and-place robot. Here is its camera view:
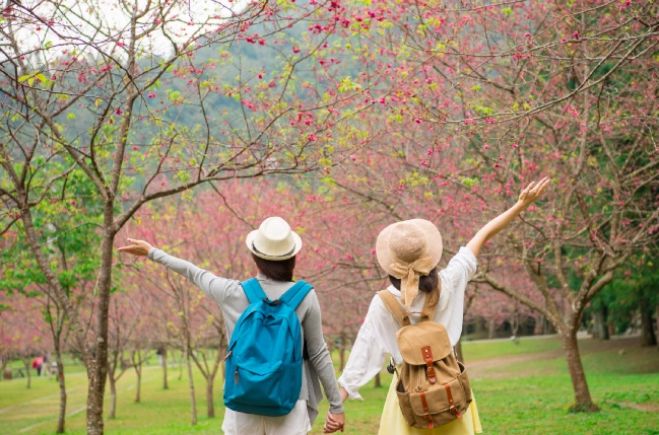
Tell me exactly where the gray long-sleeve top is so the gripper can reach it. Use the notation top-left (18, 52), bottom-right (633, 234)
top-left (148, 248), bottom-right (344, 422)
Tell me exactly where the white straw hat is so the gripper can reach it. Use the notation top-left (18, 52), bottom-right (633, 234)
top-left (245, 217), bottom-right (302, 261)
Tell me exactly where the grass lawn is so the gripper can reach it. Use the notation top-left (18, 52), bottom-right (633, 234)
top-left (1, 336), bottom-right (657, 434)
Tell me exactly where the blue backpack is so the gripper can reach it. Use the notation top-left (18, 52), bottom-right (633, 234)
top-left (223, 278), bottom-right (313, 416)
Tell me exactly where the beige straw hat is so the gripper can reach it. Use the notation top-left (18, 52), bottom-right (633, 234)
top-left (246, 217), bottom-right (302, 261)
top-left (375, 219), bottom-right (443, 307)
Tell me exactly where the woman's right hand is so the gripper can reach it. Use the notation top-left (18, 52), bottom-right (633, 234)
top-left (517, 176), bottom-right (551, 209)
top-left (117, 238), bottom-right (153, 257)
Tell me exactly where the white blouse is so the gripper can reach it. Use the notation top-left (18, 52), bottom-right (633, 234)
top-left (337, 246), bottom-right (477, 399)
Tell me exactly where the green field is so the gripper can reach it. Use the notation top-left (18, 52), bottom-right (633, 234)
top-left (1, 336), bottom-right (657, 434)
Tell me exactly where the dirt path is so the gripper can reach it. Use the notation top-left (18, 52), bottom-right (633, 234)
top-left (465, 336), bottom-right (655, 379)
top-left (466, 349), bottom-right (564, 379)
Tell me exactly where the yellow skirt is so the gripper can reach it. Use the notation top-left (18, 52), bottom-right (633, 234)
top-left (378, 375), bottom-right (482, 435)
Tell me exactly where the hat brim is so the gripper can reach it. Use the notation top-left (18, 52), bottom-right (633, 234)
top-left (375, 219), bottom-right (443, 276)
top-left (245, 229), bottom-right (303, 261)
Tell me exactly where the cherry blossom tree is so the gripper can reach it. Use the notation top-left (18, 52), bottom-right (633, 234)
top-left (0, 295), bottom-right (50, 388)
top-left (325, 0), bottom-right (657, 412)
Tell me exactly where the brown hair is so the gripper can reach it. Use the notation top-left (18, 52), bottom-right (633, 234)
top-left (252, 254), bottom-right (296, 282)
top-left (388, 268), bottom-right (439, 294)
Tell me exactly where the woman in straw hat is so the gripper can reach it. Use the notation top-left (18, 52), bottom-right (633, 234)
top-left (329, 178), bottom-right (550, 435)
top-left (118, 216), bottom-right (345, 434)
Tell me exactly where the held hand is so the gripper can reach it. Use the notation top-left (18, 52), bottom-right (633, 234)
top-left (323, 412), bottom-right (345, 433)
top-left (117, 238), bottom-right (153, 257)
top-left (517, 177), bottom-right (551, 208)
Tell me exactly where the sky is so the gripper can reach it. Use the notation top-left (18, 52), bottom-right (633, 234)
top-left (6, 0), bottom-right (251, 62)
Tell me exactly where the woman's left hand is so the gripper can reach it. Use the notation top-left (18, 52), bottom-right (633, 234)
top-left (323, 412), bottom-right (345, 433)
top-left (117, 238), bottom-right (153, 257)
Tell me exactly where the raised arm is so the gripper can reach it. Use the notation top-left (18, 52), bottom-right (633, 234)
top-left (118, 238), bottom-right (233, 302)
top-left (466, 177), bottom-right (550, 257)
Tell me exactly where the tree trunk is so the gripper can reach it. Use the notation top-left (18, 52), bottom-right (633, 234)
top-left (373, 373), bottom-right (382, 388)
top-left (108, 376), bottom-right (117, 419)
top-left (455, 340), bottom-right (464, 363)
top-left (639, 295), bottom-right (657, 347)
top-left (339, 332), bottom-right (347, 371)
top-left (0, 358), bottom-right (7, 380)
top-left (24, 359), bottom-right (31, 389)
top-left (206, 380), bottom-right (215, 418)
top-left (134, 362), bottom-right (142, 403)
top-left (87, 228), bottom-right (115, 435)
top-left (161, 348), bottom-right (168, 390)
top-left (55, 346), bottom-right (67, 433)
top-left (487, 318), bottom-right (497, 338)
top-left (548, 319), bottom-right (557, 334)
top-left (533, 316), bottom-right (544, 335)
top-left (592, 305), bottom-right (609, 340)
top-left (178, 350), bottom-right (184, 381)
top-left (186, 351), bottom-right (197, 425)
top-left (204, 347), bottom-right (224, 418)
top-left (562, 332), bottom-right (598, 412)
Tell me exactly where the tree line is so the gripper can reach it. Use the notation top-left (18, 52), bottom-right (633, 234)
top-left (1, 0), bottom-right (656, 433)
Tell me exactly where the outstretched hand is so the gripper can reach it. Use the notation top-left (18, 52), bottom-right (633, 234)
top-left (466, 177), bottom-right (551, 257)
top-left (518, 176), bottom-right (551, 208)
top-left (117, 238), bottom-right (153, 257)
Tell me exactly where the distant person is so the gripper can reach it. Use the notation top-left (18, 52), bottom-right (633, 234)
top-left (333, 178), bottom-right (550, 434)
top-left (31, 356), bottom-right (44, 376)
top-left (119, 216), bottom-right (345, 434)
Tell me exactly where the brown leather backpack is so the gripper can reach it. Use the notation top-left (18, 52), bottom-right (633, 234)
top-left (378, 290), bottom-right (472, 429)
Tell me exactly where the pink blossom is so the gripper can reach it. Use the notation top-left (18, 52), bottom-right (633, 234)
top-left (242, 100), bottom-right (256, 111)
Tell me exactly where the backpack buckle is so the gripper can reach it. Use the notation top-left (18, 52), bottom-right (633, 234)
top-left (263, 298), bottom-right (281, 306)
top-left (421, 346), bottom-right (437, 384)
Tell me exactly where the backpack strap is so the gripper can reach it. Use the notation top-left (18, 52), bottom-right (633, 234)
top-left (279, 280), bottom-right (313, 310)
top-left (241, 278), bottom-right (267, 305)
top-left (378, 290), bottom-right (411, 326)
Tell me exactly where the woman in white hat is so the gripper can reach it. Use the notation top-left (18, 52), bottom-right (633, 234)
top-left (119, 216), bottom-right (345, 434)
top-left (331, 178), bottom-right (550, 434)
